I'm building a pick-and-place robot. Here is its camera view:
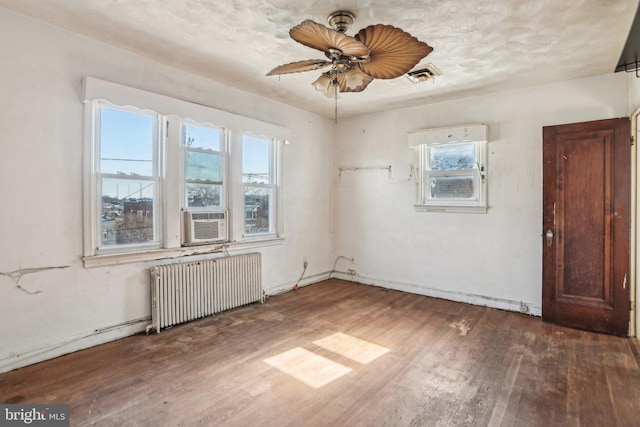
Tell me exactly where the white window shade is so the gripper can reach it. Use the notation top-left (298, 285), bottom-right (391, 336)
top-left (408, 124), bottom-right (487, 147)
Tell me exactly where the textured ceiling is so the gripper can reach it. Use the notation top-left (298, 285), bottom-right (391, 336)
top-left (1, 0), bottom-right (638, 118)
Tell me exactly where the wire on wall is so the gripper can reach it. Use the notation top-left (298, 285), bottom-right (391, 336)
top-left (332, 256), bottom-right (355, 276)
top-left (337, 165), bottom-right (414, 183)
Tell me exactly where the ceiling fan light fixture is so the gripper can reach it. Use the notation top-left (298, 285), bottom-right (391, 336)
top-left (344, 68), bottom-right (367, 89)
top-left (328, 11), bottom-right (355, 33)
top-left (312, 73), bottom-right (340, 99)
top-left (315, 74), bottom-right (339, 98)
top-left (325, 83), bottom-right (340, 99)
top-left (312, 73), bottom-right (332, 92)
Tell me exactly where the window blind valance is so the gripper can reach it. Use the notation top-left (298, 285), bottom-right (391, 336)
top-left (82, 76), bottom-right (291, 142)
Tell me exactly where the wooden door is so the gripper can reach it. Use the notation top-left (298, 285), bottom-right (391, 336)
top-left (542, 118), bottom-right (631, 336)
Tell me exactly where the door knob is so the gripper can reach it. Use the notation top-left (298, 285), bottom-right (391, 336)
top-left (546, 229), bottom-right (554, 246)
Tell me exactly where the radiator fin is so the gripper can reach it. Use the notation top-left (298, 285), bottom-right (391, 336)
top-left (150, 253), bottom-right (262, 333)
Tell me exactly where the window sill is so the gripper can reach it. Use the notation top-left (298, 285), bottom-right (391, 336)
top-left (82, 237), bottom-right (285, 268)
top-left (414, 204), bottom-right (488, 214)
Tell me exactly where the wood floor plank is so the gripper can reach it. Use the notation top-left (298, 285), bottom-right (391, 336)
top-left (1, 279), bottom-right (639, 426)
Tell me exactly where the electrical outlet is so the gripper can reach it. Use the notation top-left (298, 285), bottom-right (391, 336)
top-left (348, 269), bottom-right (356, 275)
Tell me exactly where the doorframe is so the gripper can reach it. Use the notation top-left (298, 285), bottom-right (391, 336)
top-left (633, 109), bottom-right (639, 337)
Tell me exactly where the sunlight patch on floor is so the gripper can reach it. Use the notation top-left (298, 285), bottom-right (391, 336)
top-left (313, 332), bottom-right (391, 364)
top-left (263, 347), bottom-right (352, 388)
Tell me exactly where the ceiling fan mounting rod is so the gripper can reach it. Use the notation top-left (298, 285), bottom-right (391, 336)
top-left (328, 10), bottom-right (355, 33)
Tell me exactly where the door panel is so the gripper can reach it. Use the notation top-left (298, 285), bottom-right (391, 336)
top-left (542, 118), bottom-right (630, 336)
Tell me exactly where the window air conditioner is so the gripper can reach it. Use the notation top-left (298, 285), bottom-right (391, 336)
top-left (183, 211), bottom-right (228, 244)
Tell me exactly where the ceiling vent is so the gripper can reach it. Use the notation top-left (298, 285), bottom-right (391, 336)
top-left (406, 64), bottom-right (442, 83)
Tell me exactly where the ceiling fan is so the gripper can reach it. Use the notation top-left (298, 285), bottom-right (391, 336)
top-left (267, 10), bottom-right (434, 99)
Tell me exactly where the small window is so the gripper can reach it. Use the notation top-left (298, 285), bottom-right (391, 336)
top-left (414, 128), bottom-right (487, 213)
top-left (97, 105), bottom-right (160, 248)
top-left (182, 123), bottom-right (225, 209)
top-left (428, 143), bottom-right (477, 200)
top-left (242, 135), bottom-right (275, 235)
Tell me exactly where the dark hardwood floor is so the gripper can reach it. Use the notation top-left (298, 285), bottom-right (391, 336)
top-left (1, 279), bottom-right (639, 426)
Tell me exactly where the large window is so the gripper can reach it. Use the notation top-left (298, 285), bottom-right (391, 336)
top-left (98, 105), bottom-right (160, 248)
top-left (242, 135), bottom-right (276, 235)
top-left (83, 78), bottom-right (287, 264)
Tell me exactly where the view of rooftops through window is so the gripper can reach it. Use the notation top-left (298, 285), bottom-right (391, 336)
top-left (100, 107), bottom-right (155, 246)
top-left (99, 107), bottom-right (273, 246)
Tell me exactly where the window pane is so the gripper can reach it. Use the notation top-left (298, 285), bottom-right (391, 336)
top-left (183, 124), bottom-right (222, 151)
top-left (186, 183), bottom-right (222, 208)
top-left (430, 143), bottom-right (475, 171)
top-left (101, 178), bottom-right (155, 245)
top-left (429, 175), bottom-right (475, 199)
top-left (100, 107), bottom-right (154, 176)
top-left (244, 187), bottom-right (271, 234)
top-left (243, 136), bottom-right (271, 183)
top-left (185, 151), bottom-right (222, 182)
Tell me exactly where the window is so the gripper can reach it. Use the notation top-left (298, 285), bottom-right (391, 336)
top-left (242, 135), bottom-right (276, 235)
top-left (182, 123), bottom-right (226, 209)
top-left (97, 104), bottom-right (160, 249)
top-left (411, 124), bottom-right (487, 213)
top-left (83, 77), bottom-right (288, 264)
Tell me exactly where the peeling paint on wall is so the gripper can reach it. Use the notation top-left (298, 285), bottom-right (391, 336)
top-left (0, 266), bottom-right (70, 294)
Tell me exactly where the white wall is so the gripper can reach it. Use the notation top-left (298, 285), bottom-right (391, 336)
top-left (333, 73), bottom-right (629, 315)
top-left (0, 7), bottom-right (334, 373)
top-left (629, 72), bottom-right (640, 112)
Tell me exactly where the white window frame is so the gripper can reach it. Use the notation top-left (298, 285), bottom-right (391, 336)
top-left (82, 77), bottom-right (289, 267)
top-left (241, 134), bottom-right (278, 237)
top-left (88, 101), bottom-right (164, 254)
top-left (411, 124), bottom-right (488, 213)
top-left (181, 120), bottom-right (228, 212)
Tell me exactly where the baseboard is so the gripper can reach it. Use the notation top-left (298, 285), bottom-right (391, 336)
top-left (1, 272), bottom-right (539, 373)
top-left (331, 272), bottom-right (542, 316)
top-left (0, 317), bottom-right (150, 374)
top-left (264, 271), bottom-right (332, 297)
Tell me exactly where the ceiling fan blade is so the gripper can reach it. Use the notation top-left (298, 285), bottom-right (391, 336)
top-left (355, 24), bottom-right (433, 79)
top-left (266, 59), bottom-right (332, 76)
top-left (290, 20), bottom-right (370, 59)
top-left (337, 68), bottom-right (374, 93)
